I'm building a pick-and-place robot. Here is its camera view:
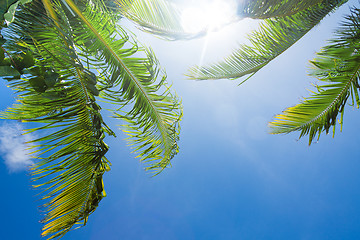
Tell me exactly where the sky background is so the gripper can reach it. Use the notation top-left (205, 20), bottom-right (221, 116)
top-left (1, 0), bottom-right (360, 239)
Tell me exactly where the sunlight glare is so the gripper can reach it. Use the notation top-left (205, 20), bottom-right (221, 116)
top-left (181, 0), bottom-right (237, 33)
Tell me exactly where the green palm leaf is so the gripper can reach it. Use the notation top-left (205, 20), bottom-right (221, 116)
top-left (1, 0), bottom-right (181, 238)
top-left (187, 0), bottom-right (346, 81)
top-left (2, 1), bottom-right (111, 239)
top-left (238, 0), bottom-right (324, 19)
top-left (269, 7), bottom-right (360, 144)
top-left (115, 0), bottom-right (210, 40)
top-left (63, 0), bottom-right (182, 173)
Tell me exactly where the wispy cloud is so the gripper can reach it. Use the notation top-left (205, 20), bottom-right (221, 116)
top-left (0, 122), bottom-right (36, 172)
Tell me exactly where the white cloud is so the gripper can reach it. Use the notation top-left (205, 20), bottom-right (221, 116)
top-left (0, 122), bottom-right (36, 172)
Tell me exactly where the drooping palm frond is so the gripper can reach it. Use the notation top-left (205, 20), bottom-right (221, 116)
top-left (0, 0), bottom-right (182, 238)
top-left (115, 0), bottom-right (207, 40)
top-left (238, 0), bottom-right (325, 19)
top-left (2, 1), bottom-right (112, 239)
top-left (187, 0), bottom-right (346, 81)
top-left (101, 48), bottom-right (182, 173)
top-left (269, 7), bottom-right (360, 144)
top-left (63, 0), bottom-right (182, 173)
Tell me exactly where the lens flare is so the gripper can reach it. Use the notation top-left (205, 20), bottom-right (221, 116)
top-left (181, 0), bottom-right (237, 33)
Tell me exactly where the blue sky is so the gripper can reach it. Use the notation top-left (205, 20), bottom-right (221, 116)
top-left (1, 1), bottom-right (360, 239)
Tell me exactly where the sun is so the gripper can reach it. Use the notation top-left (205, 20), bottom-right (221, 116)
top-left (180, 0), bottom-right (238, 33)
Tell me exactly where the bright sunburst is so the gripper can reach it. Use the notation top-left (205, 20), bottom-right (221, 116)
top-left (181, 0), bottom-right (238, 33)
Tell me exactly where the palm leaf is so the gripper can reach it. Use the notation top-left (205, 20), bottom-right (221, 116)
top-left (62, 0), bottom-right (182, 173)
top-left (269, 7), bottom-right (360, 144)
top-left (187, 0), bottom-right (346, 81)
top-left (1, 0), bottom-right (182, 238)
top-left (238, 0), bottom-right (325, 19)
top-left (2, 1), bottom-right (112, 238)
top-left (115, 0), bottom-right (207, 40)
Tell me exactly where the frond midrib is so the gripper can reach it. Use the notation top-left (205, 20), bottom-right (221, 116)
top-left (294, 64), bottom-right (360, 131)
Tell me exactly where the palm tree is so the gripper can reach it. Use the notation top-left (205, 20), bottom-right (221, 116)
top-left (121, 0), bottom-right (359, 144)
top-left (0, 0), bottom-right (182, 239)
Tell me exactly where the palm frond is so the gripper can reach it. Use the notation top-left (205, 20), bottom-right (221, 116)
top-left (238, 0), bottom-right (325, 19)
top-left (115, 0), bottom-right (207, 40)
top-left (187, 0), bottom-right (346, 81)
top-left (2, 1), bottom-right (112, 238)
top-left (269, 7), bottom-right (360, 144)
top-left (63, 0), bottom-right (182, 173)
top-left (1, 0), bottom-right (182, 238)
top-left (101, 48), bottom-right (182, 173)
